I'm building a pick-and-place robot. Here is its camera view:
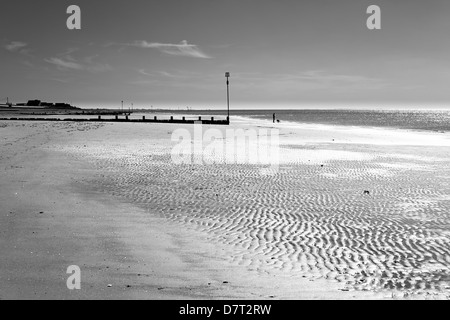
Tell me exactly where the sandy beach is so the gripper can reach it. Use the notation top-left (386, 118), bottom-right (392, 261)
top-left (1, 117), bottom-right (450, 300)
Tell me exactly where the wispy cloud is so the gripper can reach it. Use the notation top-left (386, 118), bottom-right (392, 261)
top-left (138, 69), bottom-right (186, 78)
top-left (45, 55), bottom-right (112, 73)
top-left (138, 69), bottom-right (205, 79)
top-left (4, 41), bottom-right (30, 55)
top-left (129, 40), bottom-right (211, 59)
top-left (5, 41), bottom-right (27, 52)
top-left (158, 71), bottom-right (184, 78)
top-left (138, 69), bottom-right (153, 76)
top-left (45, 57), bottom-right (84, 70)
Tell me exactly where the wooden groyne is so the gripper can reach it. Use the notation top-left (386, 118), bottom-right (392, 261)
top-left (0, 116), bottom-right (230, 125)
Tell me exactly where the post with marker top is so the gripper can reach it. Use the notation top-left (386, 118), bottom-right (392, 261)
top-left (225, 72), bottom-right (230, 124)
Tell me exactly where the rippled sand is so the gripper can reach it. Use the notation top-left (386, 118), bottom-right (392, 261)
top-left (51, 118), bottom-right (450, 299)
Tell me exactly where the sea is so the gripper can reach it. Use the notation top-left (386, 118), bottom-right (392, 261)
top-left (228, 109), bottom-right (450, 132)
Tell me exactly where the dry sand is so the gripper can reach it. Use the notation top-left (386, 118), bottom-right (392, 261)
top-left (1, 117), bottom-right (450, 300)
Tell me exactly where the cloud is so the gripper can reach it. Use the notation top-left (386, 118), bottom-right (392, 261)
top-left (158, 71), bottom-right (182, 78)
top-left (138, 69), bottom-right (150, 76)
top-left (4, 41), bottom-right (29, 54)
top-left (45, 58), bottom-right (84, 70)
top-left (5, 41), bottom-right (27, 52)
top-left (139, 70), bottom-right (187, 78)
top-left (45, 56), bottom-right (112, 73)
top-left (130, 40), bottom-right (211, 58)
top-left (138, 69), bottom-right (205, 79)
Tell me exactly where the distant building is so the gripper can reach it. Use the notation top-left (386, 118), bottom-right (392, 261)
top-left (53, 103), bottom-right (74, 109)
top-left (26, 100), bottom-right (41, 107)
top-left (40, 102), bottom-right (55, 107)
top-left (21, 99), bottom-right (78, 109)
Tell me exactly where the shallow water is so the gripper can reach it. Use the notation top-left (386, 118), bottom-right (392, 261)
top-left (56, 128), bottom-right (450, 297)
top-left (241, 109), bottom-right (450, 133)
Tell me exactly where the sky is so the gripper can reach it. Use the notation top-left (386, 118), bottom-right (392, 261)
top-left (1, 0), bottom-right (450, 109)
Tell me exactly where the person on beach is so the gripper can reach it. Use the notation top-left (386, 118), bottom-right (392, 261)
top-left (273, 113), bottom-right (276, 123)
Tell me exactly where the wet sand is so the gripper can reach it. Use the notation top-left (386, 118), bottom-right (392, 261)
top-left (1, 118), bottom-right (450, 299)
